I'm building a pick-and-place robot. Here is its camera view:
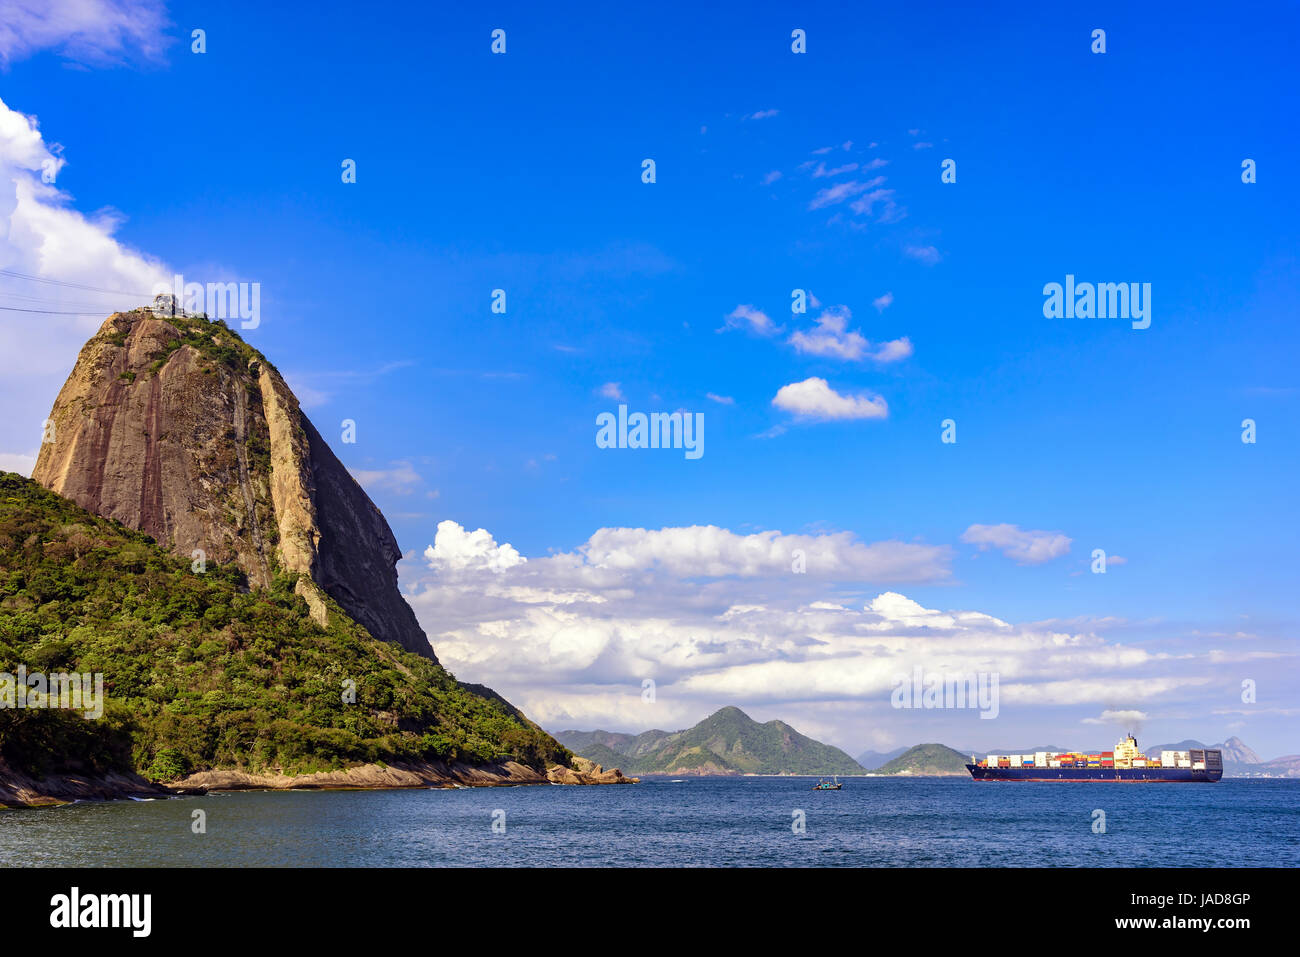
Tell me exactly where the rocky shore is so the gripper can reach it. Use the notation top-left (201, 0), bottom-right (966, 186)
top-left (1, 757), bottom-right (636, 809)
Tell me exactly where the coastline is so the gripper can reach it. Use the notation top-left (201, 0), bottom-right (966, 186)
top-left (1, 758), bottom-right (637, 810)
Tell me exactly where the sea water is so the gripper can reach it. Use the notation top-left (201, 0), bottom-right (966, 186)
top-left (2, 776), bottom-right (1295, 867)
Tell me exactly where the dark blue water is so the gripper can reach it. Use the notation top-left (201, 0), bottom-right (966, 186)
top-left (2, 777), bottom-right (1296, 867)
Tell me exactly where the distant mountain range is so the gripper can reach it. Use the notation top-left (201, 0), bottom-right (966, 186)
top-left (555, 707), bottom-right (863, 775)
top-left (1145, 737), bottom-right (1299, 777)
top-left (559, 715), bottom-right (1299, 779)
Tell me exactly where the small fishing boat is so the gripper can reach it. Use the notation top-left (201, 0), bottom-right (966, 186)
top-left (811, 776), bottom-right (842, 790)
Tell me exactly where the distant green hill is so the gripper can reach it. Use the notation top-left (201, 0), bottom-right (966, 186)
top-left (873, 743), bottom-right (970, 776)
top-left (564, 742), bottom-right (631, 770)
top-left (557, 707), bottom-right (865, 775)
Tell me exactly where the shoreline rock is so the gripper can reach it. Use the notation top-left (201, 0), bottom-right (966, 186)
top-left (0, 759), bottom-right (207, 809)
top-left (2, 757), bottom-right (636, 809)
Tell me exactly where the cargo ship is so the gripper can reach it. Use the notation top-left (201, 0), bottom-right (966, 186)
top-left (966, 735), bottom-right (1223, 782)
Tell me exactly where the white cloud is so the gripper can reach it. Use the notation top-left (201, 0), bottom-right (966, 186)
top-left (396, 524), bottom-right (1225, 746)
top-left (349, 461), bottom-right (422, 495)
top-left (598, 381), bottom-right (625, 401)
top-left (0, 0), bottom-right (171, 66)
top-left (848, 188), bottom-right (900, 220)
top-left (787, 306), bottom-right (912, 363)
top-left (772, 377), bottom-right (888, 421)
top-left (579, 526), bottom-right (949, 581)
top-left (962, 523), bottom-right (1072, 564)
top-left (721, 303), bottom-right (782, 336)
top-left (705, 392), bottom-right (734, 405)
top-left (872, 292), bottom-right (894, 312)
top-left (424, 520), bottom-right (526, 572)
top-left (808, 177), bottom-right (884, 210)
top-left (0, 449), bottom-right (37, 475)
top-left (811, 162), bottom-right (858, 178)
top-left (745, 108), bottom-right (779, 120)
top-left (0, 95), bottom-right (170, 480)
top-left (904, 244), bottom-right (941, 265)
top-left (1082, 709), bottom-right (1149, 726)
top-left (761, 170), bottom-right (782, 185)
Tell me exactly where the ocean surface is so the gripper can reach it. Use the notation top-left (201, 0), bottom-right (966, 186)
top-left (3, 776), bottom-right (1296, 867)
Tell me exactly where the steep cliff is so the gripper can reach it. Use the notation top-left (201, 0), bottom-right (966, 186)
top-left (32, 308), bottom-right (434, 660)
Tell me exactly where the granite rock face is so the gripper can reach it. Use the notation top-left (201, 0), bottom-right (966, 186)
top-left (32, 309), bottom-right (434, 660)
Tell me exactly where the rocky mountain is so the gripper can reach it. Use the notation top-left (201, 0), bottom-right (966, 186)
top-left (1147, 736), bottom-right (1261, 765)
top-left (1144, 736), bottom-right (1300, 776)
top-left (0, 471), bottom-right (596, 807)
top-left (556, 707), bottom-right (865, 775)
top-left (32, 309), bottom-right (431, 659)
top-left (1, 308), bottom-right (638, 807)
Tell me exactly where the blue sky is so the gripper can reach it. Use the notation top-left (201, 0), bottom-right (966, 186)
top-left (1, 0), bottom-right (1297, 757)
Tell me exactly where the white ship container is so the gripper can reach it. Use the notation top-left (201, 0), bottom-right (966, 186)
top-left (1034, 752), bottom-right (1048, 767)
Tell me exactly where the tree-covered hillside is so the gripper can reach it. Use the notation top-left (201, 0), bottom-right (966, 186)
top-left (0, 472), bottom-right (569, 783)
top-left (560, 706), bottom-right (864, 775)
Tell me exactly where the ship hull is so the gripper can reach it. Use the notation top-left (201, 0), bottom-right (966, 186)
top-left (966, 765), bottom-right (1222, 783)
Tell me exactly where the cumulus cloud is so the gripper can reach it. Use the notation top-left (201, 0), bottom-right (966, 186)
top-left (424, 520), bottom-right (526, 572)
top-left (787, 306), bottom-right (912, 363)
top-left (579, 526), bottom-right (950, 581)
top-left (720, 303), bottom-right (782, 336)
top-left (0, 0), bottom-right (171, 66)
top-left (772, 377), bottom-right (888, 421)
top-left (598, 381), bottom-right (625, 401)
top-left (397, 521), bottom-right (1219, 746)
top-left (962, 523), bottom-right (1072, 564)
top-left (0, 95), bottom-right (170, 477)
top-left (872, 292), bottom-right (894, 312)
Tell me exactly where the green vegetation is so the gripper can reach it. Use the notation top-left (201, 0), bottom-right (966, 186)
top-left (115, 308), bottom-right (274, 380)
top-left (872, 743), bottom-right (971, 776)
top-left (557, 706), bottom-right (864, 775)
top-left (0, 472), bottom-right (570, 783)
